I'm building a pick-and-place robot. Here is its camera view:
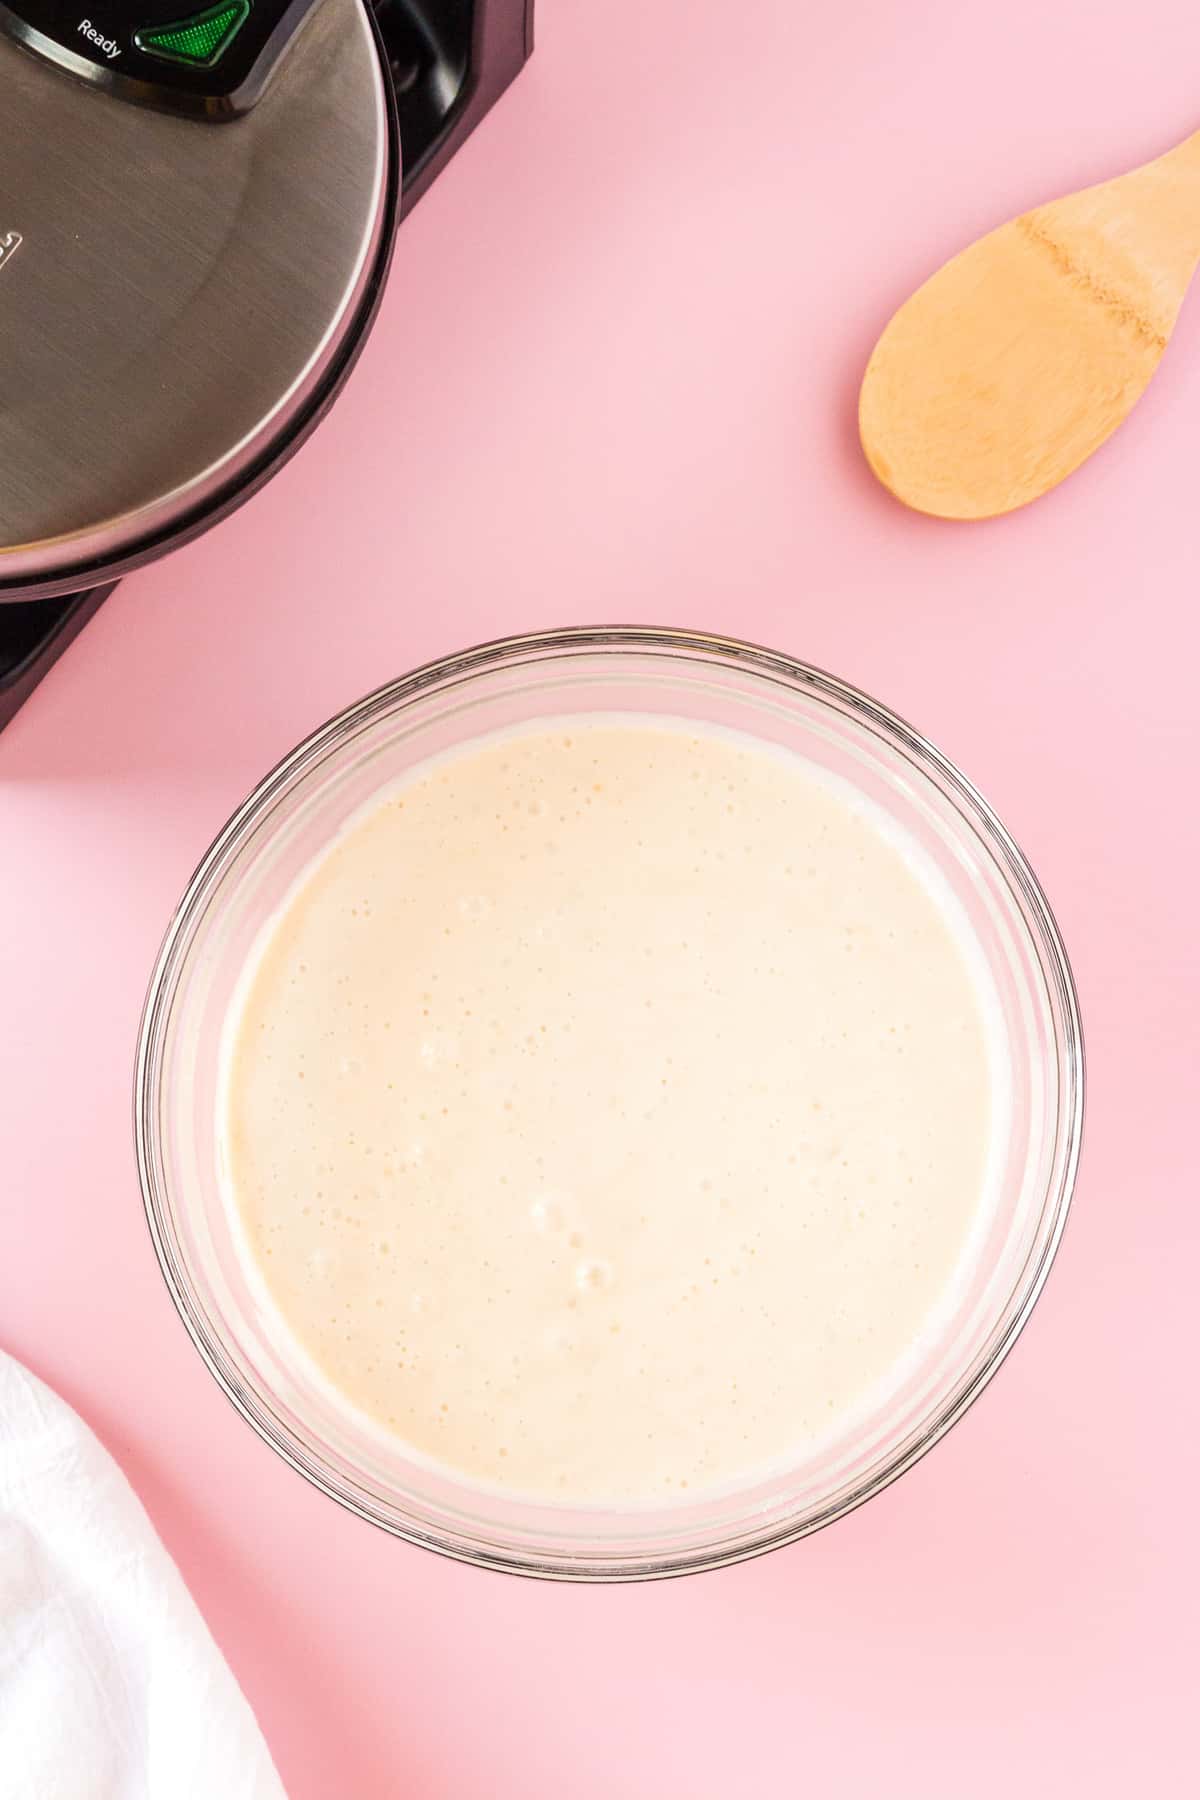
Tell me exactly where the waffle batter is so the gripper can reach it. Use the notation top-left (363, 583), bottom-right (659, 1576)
top-left (221, 719), bottom-right (998, 1501)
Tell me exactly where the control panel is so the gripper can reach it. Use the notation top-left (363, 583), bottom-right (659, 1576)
top-left (0, 0), bottom-right (323, 114)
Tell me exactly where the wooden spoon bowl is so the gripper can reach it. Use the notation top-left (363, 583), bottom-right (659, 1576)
top-left (859, 130), bottom-right (1200, 519)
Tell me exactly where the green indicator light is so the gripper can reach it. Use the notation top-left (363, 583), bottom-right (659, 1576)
top-left (135, 0), bottom-right (250, 67)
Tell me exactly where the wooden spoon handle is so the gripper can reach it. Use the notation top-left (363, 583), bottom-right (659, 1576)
top-left (1019, 131), bottom-right (1200, 344)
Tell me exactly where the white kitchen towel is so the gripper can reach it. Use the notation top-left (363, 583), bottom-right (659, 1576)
top-left (0, 1352), bottom-right (285, 1800)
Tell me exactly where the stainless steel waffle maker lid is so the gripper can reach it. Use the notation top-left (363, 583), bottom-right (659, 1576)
top-left (0, 0), bottom-right (395, 590)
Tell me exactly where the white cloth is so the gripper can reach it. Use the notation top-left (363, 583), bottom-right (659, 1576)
top-left (0, 1353), bottom-right (285, 1800)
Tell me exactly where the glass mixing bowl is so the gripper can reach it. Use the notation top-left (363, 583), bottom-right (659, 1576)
top-left (135, 628), bottom-right (1083, 1579)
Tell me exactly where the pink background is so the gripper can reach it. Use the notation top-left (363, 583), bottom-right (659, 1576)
top-left (3, 0), bottom-right (1198, 1791)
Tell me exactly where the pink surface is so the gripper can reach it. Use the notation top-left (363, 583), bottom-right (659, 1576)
top-left (2, 0), bottom-right (1198, 1791)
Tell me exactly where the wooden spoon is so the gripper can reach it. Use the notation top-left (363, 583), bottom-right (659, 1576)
top-left (859, 130), bottom-right (1200, 519)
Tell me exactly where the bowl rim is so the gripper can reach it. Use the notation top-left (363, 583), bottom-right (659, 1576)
top-left (134, 624), bottom-right (1085, 1580)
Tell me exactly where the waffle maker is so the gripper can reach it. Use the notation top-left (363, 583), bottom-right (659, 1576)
top-left (0, 0), bottom-right (533, 728)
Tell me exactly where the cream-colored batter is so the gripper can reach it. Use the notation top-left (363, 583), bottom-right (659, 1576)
top-left (222, 719), bottom-right (998, 1502)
